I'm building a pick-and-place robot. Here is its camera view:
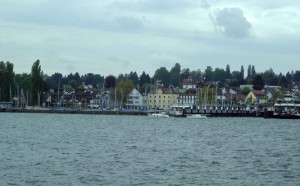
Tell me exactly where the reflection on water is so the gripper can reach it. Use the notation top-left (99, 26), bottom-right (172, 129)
top-left (1, 113), bottom-right (300, 185)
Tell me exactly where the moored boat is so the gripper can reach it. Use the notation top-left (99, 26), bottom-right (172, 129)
top-left (148, 112), bottom-right (169, 118)
top-left (186, 114), bottom-right (207, 119)
top-left (273, 94), bottom-right (300, 119)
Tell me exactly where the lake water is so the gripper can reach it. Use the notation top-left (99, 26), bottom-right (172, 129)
top-left (0, 113), bottom-right (300, 185)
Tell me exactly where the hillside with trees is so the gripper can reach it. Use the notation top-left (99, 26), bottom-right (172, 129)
top-left (1, 60), bottom-right (300, 106)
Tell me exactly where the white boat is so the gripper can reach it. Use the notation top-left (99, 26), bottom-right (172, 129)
top-left (186, 114), bottom-right (207, 119)
top-left (274, 94), bottom-right (300, 119)
top-left (169, 105), bottom-right (191, 117)
top-left (148, 112), bottom-right (169, 118)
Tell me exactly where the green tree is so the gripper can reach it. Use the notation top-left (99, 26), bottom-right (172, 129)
top-left (294, 71), bottom-right (300, 83)
top-left (105, 75), bottom-right (116, 89)
top-left (180, 68), bottom-right (190, 81)
top-left (247, 65), bottom-right (251, 79)
top-left (169, 63), bottom-right (181, 87)
top-left (198, 86), bottom-right (216, 105)
top-left (204, 66), bottom-right (213, 82)
top-left (139, 71), bottom-right (151, 92)
top-left (82, 73), bottom-right (96, 86)
top-left (114, 79), bottom-right (134, 108)
top-left (225, 64), bottom-right (231, 79)
top-left (68, 80), bottom-right (78, 89)
top-left (31, 60), bottom-right (44, 105)
top-left (213, 68), bottom-right (226, 82)
top-left (278, 75), bottom-right (288, 88)
top-left (252, 74), bottom-right (265, 90)
top-left (0, 62), bottom-right (5, 101)
top-left (153, 67), bottom-right (170, 86)
top-left (241, 87), bottom-right (251, 96)
top-left (251, 65), bottom-right (256, 77)
top-left (0, 61), bottom-right (15, 101)
top-left (15, 73), bottom-right (32, 93)
top-left (189, 69), bottom-right (202, 80)
top-left (240, 65), bottom-right (245, 81)
top-left (262, 68), bottom-right (278, 85)
top-left (128, 71), bottom-right (139, 85)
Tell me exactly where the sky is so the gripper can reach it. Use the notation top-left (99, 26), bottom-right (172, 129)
top-left (1, 0), bottom-right (300, 77)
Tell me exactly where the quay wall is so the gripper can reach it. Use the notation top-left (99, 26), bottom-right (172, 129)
top-left (0, 108), bottom-right (147, 116)
top-left (0, 108), bottom-right (269, 118)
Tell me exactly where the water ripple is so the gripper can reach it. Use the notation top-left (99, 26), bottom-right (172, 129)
top-left (0, 113), bottom-right (300, 185)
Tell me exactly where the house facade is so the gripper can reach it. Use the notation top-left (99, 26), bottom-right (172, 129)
top-left (178, 88), bottom-right (197, 106)
top-left (147, 87), bottom-right (180, 110)
top-left (245, 90), bottom-right (268, 105)
top-left (182, 79), bottom-right (198, 89)
top-left (126, 88), bottom-right (147, 110)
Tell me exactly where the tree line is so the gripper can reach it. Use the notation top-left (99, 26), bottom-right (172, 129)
top-left (1, 60), bottom-right (300, 105)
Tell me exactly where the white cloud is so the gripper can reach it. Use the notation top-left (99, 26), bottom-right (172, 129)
top-left (211, 7), bottom-right (252, 38)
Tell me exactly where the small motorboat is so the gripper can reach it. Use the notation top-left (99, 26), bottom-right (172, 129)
top-left (186, 114), bottom-right (207, 119)
top-left (148, 112), bottom-right (169, 118)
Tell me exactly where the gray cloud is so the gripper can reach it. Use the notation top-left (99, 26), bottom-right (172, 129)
top-left (0, 1), bottom-right (299, 76)
top-left (213, 8), bottom-right (252, 38)
top-left (201, 1), bottom-right (210, 9)
top-left (112, 16), bottom-right (143, 31)
top-left (109, 0), bottom-right (200, 13)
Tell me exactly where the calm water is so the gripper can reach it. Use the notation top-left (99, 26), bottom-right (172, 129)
top-left (0, 113), bottom-right (300, 186)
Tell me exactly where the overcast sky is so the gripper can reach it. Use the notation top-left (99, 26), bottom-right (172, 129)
top-left (1, 0), bottom-right (299, 76)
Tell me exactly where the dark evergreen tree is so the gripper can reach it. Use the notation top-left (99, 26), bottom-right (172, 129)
top-left (15, 73), bottom-right (31, 92)
top-left (31, 60), bottom-right (44, 105)
top-left (251, 65), bottom-right (256, 77)
top-left (169, 63), bottom-right (181, 87)
top-left (0, 61), bottom-right (15, 101)
top-left (180, 68), bottom-right (190, 81)
top-left (83, 73), bottom-right (96, 86)
top-left (213, 68), bottom-right (226, 82)
top-left (139, 71), bottom-right (151, 86)
top-left (105, 75), bottom-right (116, 89)
top-left (278, 75), bottom-right (288, 88)
top-left (247, 64), bottom-right (251, 79)
top-left (240, 65), bottom-right (245, 80)
top-left (225, 64), bottom-right (231, 79)
top-left (0, 62), bottom-right (5, 101)
top-left (189, 69), bottom-right (202, 80)
top-left (204, 66), bottom-right (213, 82)
top-left (285, 72), bottom-right (293, 88)
top-left (128, 71), bottom-right (139, 85)
top-left (252, 74), bottom-right (265, 90)
top-left (294, 71), bottom-right (300, 83)
top-left (94, 74), bottom-right (104, 88)
top-left (153, 67), bottom-right (170, 86)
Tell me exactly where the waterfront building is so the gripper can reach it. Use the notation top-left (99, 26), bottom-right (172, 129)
top-left (245, 90), bottom-right (268, 105)
top-left (147, 87), bottom-right (180, 110)
top-left (177, 88), bottom-right (197, 107)
top-left (125, 88), bottom-right (147, 110)
top-left (182, 79), bottom-right (198, 89)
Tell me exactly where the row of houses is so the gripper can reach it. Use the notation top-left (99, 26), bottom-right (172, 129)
top-left (10, 78), bottom-right (295, 110)
top-left (125, 80), bottom-right (282, 111)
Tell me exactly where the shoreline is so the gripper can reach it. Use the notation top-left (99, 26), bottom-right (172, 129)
top-left (0, 108), bottom-right (147, 116)
top-left (1, 108), bottom-right (265, 118)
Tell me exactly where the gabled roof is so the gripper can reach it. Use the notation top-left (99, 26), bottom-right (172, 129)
top-left (150, 87), bottom-right (180, 94)
top-left (252, 90), bottom-right (265, 97)
top-left (181, 88), bottom-right (197, 95)
top-left (224, 93), bottom-right (245, 101)
top-left (182, 79), bottom-right (198, 85)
